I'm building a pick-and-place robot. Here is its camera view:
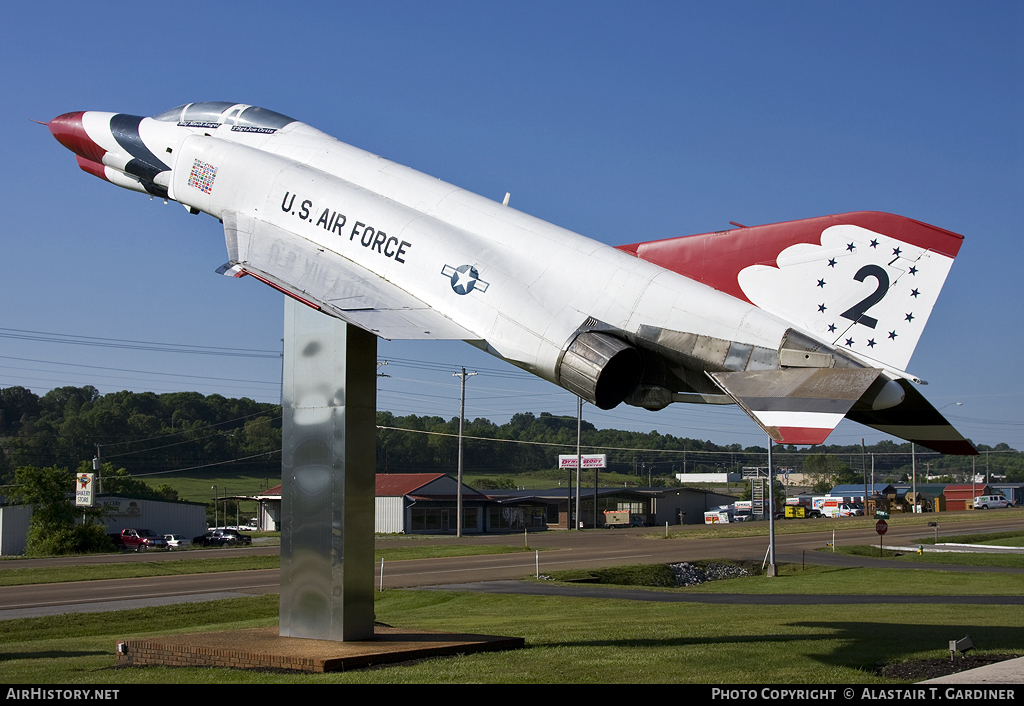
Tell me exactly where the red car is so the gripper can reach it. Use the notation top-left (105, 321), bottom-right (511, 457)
top-left (109, 529), bottom-right (169, 552)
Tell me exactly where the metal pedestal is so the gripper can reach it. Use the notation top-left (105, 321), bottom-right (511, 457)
top-left (279, 299), bottom-right (376, 641)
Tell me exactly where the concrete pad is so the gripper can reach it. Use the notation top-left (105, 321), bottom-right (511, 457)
top-left (115, 625), bottom-right (524, 673)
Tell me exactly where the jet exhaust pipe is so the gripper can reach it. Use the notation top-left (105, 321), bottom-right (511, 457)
top-left (558, 331), bottom-right (642, 410)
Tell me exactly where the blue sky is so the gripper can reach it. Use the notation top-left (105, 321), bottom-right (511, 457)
top-left (1, 1), bottom-right (1020, 451)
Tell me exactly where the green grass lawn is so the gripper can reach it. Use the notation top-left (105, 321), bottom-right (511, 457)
top-left (543, 562), bottom-right (1024, 595)
top-left (155, 473), bottom-right (273, 505)
top-left (376, 544), bottom-right (536, 562)
top-left (2, 586), bottom-right (1022, 684)
top-left (0, 556), bottom-right (280, 587)
top-left (653, 510), bottom-right (1021, 540)
top-left (0, 545), bottom-right (536, 586)
top-left (825, 545), bottom-right (1024, 569)
top-left (914, 530), bottom-right (1024, 546)
top-left (685, 564), bottom-right (1024, 594)
top-left (980, 536), bottom-right (1024, 547)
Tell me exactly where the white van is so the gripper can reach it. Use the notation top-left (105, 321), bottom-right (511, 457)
top-left (973, 495), bottom-right (1012, 509)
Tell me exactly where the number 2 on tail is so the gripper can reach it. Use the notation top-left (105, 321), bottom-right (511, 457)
top-left (840, 265), bottom-right (889, 329)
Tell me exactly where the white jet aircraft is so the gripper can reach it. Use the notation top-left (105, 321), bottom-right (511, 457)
top-left (47, 102), bottom-right (976, 455)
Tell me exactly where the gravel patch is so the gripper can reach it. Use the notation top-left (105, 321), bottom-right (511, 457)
top-left (669, 562), bottom-right (749, 587)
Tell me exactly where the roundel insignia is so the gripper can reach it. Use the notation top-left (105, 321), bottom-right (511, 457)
top-left (441, 264), bottom-right (489, 295)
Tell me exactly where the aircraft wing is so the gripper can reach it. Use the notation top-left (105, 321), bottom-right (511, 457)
top-left (218, 212), bottom-right (477, 341)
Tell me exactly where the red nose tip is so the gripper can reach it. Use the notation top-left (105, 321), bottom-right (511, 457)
top-left (48, 112), bottom-right (106, 164)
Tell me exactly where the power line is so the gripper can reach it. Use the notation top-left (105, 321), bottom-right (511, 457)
top-left (0, 354), bottom-right (279, 387)
top-left (0, 328), bottom-right (281, 358)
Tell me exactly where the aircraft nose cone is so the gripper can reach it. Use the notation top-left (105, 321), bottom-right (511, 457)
top-left (48, 111), bottom-right (106, 163)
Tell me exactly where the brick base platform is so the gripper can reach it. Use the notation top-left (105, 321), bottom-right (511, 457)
top-left (115, 625), bottom-right (525, 673)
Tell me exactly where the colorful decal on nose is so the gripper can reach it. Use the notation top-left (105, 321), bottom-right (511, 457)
top-left (442, 264), bottom-right (489, 295)
top-left (109, 114), bottom-right (171, 182)
top-left (188, 159), bottom-right (218, 194)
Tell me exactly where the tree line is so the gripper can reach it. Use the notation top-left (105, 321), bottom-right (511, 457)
top-left (3, 385), bottom-right (1022, 556)
top-left (2, 385), bottom-right (1022, 493)
top-left (0, 385), bottom-right (282, 487)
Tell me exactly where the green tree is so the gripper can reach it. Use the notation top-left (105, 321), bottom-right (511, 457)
top-left (154, 483), bottom-right (179, 501)
top-left (13, 465), bottom-right (113, 556)
top-left (803, 454), bottom-right (856, 493)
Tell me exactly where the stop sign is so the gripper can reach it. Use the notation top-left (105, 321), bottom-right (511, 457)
top-left (876, 519), bottom-right (888, 535)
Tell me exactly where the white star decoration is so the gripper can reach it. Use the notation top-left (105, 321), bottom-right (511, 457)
top-left (736, 224), bottom-right (956, 371)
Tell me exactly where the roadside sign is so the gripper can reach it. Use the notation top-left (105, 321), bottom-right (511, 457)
top-left (558, 454), bottom-right (607, 469)
top-left (875, 518), bottom-right (888, 558)
top-left (75, 472), bottom-right (94, 507)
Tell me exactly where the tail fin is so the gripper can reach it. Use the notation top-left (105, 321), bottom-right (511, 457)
top-left (617, 212), bottom-right (964, 372)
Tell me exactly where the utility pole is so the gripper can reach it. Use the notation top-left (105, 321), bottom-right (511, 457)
top-left (862, 439), bottom-right (868, 514)
top-left (453, 367), bottom-right (476, 538)
top-left (912, 444), bottom-right (917, 514)
top-left (576, 396), bottom-right (582, 530)
top-left (93, 443), bottom-right (103, 494)
top-left (766, 434), bottom-right (777, 577)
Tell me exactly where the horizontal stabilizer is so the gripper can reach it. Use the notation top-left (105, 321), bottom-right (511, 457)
top-left (846, 378), bottom-right (977, 455)
top-left (710, 368), bottom-right (881, 445)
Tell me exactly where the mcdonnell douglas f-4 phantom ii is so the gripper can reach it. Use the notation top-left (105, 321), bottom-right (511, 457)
top-left (47, 102), bottom-right (976, 455)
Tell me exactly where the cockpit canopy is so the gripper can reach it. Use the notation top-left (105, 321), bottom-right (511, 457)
top-left (153, 102), bottom-right (297, 132)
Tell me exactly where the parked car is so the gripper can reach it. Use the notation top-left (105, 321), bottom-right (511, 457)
top-left (839, 502), bottom-right (865, 517)
top-left (164, 534), bottom-right (192, 550)
top-left (973, 494), bottom-right (1012, 509)
top-left (108, 528), bottom-right (169, 552)
top-left (193, 529), bottom-right (253, 547)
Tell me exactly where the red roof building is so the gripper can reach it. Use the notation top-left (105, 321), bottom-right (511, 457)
top-left (942, 484), bottom-right (992, 511)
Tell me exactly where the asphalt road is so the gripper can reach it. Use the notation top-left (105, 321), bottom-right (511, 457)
top-left (2, 514), bottom-right (1021, 619)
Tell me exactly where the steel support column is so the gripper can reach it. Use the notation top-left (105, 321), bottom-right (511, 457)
top-left (279, 298), bottom-right (376, 641)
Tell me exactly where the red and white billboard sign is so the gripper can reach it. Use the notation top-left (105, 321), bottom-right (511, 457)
top-left (558, 454), bottom-right (607, 469)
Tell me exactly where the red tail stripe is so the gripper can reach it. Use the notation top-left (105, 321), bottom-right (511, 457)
top-left (773, 426), bottom-right (833, 445)
top-left (616, 211), bottom-right (964, 304)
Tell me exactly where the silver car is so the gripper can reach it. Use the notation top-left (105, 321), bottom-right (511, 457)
top-left (164, 534), bottom-right (192, 550)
